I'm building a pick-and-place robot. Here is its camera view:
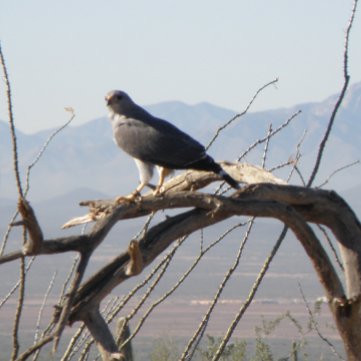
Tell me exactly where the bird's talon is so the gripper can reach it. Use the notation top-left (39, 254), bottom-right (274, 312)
top-left (115, 191), bottom-right (142, 204)
top-left (153, 186), bottom-right (164, 196)
top-left (132, 190), bottom-right (142, 200)
top-left (115, 196), bottom-right (133, 204)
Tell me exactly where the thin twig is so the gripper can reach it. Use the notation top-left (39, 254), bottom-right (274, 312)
top-left (31, 262), bottom-right (80, 361)
top-left (206, 78), bottom-right (279, 151)
top-left (0, 42), bottom-right (22, 257)
top-left (24, 108), bottom-right (76, 197)
top-left (121, 222), bottom-right (248, 350)
top-left (53, 251), bottom-right (91, 354)
top-left (109, 245), bottom-right (176, 319)
top-left (294, 165), bottom-right (306, 186)
top-left (238, 110), bottom-right (301, 161)
top-left (74, 238), bottom-right (188, 360)
top-left (77, 332), bottom-right (94, 361)
top-left (1, 212), bottom-right (19, 256)
top-left (317, 160), bottom-right (360, 189)
top-left (268, 159), bottom-right (294, 173)
top-left (212, 226), bottom-right (288, 361)
top-left (59, 254), bottom-right (80, 300)
top-left (298, 283), bottom-right (345, 360)
top-left (0, 42), bottom-right (24, 198)
top-left (215, 113), bottom-right (298, 195)
top-left (262, 124), bottom-right (273, 169)
top-left (180, 219), bottom-right (254, 361)
top-left (60, 324), bottom-right (87, 361)
top-left (307, 0), bottom-right (358, 186)
top-left (0, 111), bottom-right (75, 256)
top-left (33, 271), bottom-right (58, 346)
top-left (317, 224), bottom-right (344, 271)
top-left (133, 212), bottom-right (156, 239)
top-left (15, 335), bottom-right (54, 361)
top-left (286, 130), bottom-right (307, 184)
top-left (0, 257), bottom-right (35, 308)
top-left (11, 256), bottom-right (26, 360)
top-left (118, 239), bottom-right (183, 346)
top-left (73, 238), bottom-right (187, 360)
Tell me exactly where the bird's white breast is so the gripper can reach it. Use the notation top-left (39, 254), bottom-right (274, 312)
top-left (108, 111), bottom-right (131, 148)
top-left (109, 111), bottom-right (128, 125)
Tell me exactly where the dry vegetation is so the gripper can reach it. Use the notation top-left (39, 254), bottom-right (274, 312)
top-left (1, 1), bottom-right (361, 360)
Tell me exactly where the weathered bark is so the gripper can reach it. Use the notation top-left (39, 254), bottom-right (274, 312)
top-left (117, 318), bottom-right (133, 361)
top-left (3, 166), bottom-right (361, 360)
top-left (82, 307), bottom-right (123, 361)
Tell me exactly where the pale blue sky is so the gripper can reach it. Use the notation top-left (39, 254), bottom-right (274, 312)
top-left (0, 0), bottom-right (360, 133)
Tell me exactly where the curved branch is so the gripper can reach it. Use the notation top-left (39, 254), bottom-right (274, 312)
top-left (67, 185), bottom-right (355, 323)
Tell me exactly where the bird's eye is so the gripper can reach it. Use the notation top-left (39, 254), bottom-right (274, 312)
top-left (116, 94), bottom-right (123, 101)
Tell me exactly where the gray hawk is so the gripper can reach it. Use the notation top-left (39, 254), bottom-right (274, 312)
top-left (105, 90), bottom-right (239, 200)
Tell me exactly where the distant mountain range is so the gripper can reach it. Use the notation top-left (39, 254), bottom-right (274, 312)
top-left (1, 83), bottom-right (361, 306)
top-left (1, 81), bottom-right (361, 207)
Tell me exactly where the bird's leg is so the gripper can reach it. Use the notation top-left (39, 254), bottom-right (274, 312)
top-left (154, 167), bottom-right (172, 195)
top-left (115, 182), bottom-right (146, 203)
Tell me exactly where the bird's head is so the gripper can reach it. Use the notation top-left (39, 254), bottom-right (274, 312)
top-left (105, 90), bottom-right (134, 114)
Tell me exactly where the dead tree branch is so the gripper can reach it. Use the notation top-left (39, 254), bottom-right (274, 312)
top-left (0, 42), bottom-right (23, 199)
top-left (206, 78), bottom-right (279, 150)
top-left (307, 0), bottom-right (358, 187)
top-left (3, 162), bottom-right (360, 359)
top-left (212, 226), bottom-right (288, 361)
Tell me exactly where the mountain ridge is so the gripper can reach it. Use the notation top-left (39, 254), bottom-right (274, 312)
top-left (1, 82), bottom-right (361, 201)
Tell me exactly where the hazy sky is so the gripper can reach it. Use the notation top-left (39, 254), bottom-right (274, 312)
top-left (0, 0), bottom-right (360, 133)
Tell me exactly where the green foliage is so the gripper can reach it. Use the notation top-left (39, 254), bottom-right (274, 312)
top-left (196, 335), bottom-right (247, 361)
top-left (254, 311), bottom-right (311, 361)
top-left (251, 337), bottom-right (274, 361)
top-left (150, 337), bottom-right (180, 361)
top-left (148, 301), bottom-right (343, 360)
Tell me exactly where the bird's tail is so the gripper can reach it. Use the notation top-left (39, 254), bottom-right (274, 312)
top-left (187, 155), bottom-right (239, 189)
top-left (218, 169), bottom-right (240, 189)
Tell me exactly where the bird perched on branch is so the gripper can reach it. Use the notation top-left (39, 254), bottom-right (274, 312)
top-left (105, 90), bottom-right (239, 201)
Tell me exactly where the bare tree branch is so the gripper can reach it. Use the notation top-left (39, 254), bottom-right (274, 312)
top-left (15, 335), bottom-right (54, 361)
top-left (307, 0), bottom-right (358, 186)
top-left (11, 255), bottom-right (26, 361)
top-left (0, 110), bottom-right (75, 256)
top-left (61, 162), bottom-right (286, 229)
top-left (52, 251), bottom-right (92, 354)
top-left (317, 224), bottom-right (344, 272)
top-left (206, 78), bottom-right (279, 150)
top-left (299, 284), bottom-right (345, 361)
top-left (262, 124), bottom-right (273, 168)
top-left (2, 3), bottom-right (360, 358)
top-left (317, 160), bottom-right (360, 189)
top-left (82, 307), bottom-right (121, 361)
top-left (0, 257), bottom-right (34, 307)
top-left (212, 226), bottom-right (288, 361)
top-left (238, 110), bottom-right (301, 161)
top-left (33, 271), bottom-right (57, 346)
top-left (0, 42), bottom-right (23, 199)
top-left (23, 108), bottom-right (76, 197)
top-left (180, 219), bottom-right (254, 360)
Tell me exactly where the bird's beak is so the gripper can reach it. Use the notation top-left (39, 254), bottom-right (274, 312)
top-left (105, 95), bottom-right (111, 106)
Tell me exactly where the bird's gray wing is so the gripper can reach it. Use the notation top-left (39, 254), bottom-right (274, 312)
top-left (113, 115), bottom-right (207, 169)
